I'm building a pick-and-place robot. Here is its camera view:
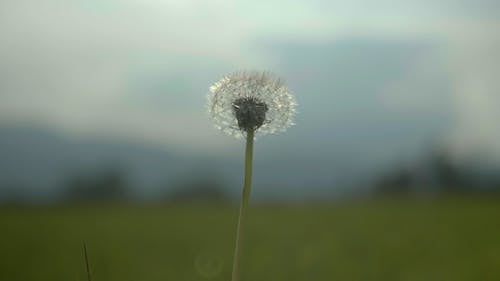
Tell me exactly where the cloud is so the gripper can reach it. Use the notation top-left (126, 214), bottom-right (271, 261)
top-left (0, 0), bottom-right (499, 163)
top-left (0, 0), bottom-right (253, 151)
top-left (445, 21), bottom-right (500, 162)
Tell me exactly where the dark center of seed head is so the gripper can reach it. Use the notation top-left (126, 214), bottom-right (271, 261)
top-left (232, 97), bottom-right (268, 131)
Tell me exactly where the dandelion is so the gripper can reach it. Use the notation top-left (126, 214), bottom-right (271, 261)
top-left (207, 71), bottom-right (296, 281)
top-left (208, 71), bottom-right (296, 139)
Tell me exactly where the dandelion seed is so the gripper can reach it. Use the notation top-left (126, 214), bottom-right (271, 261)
top-left (208, 71), bottom-right (296, 139)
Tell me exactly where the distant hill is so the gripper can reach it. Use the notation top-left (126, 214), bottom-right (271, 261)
top-left (3, 124), bottom-right (496, 203)
top-left (0, 125), bottom-right (355, 202)
top-left (0, 125), bottom-right (228, 201)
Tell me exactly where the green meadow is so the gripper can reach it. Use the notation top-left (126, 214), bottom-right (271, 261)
top-left (1, 196), bottom-right (499, 281)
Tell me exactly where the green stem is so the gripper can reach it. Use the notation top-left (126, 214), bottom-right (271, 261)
top-left (231, 129), bottom-right (254, 281)
top-left (83, 242), bottom-right (93, 281)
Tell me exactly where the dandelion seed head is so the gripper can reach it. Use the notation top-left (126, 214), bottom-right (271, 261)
top-left (208, 71), bottom-right (296, 138)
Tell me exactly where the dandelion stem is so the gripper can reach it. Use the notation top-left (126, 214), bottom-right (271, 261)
top-left (231, 129), bottom-right (254, 281)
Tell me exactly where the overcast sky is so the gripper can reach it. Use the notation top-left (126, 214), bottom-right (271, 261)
top-left (1, 0), bottom-right (499, 163)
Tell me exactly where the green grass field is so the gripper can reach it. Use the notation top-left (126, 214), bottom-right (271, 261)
top-left (1, 196), bottom-right (499, 281)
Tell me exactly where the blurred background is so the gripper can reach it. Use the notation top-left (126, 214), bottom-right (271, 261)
top-left (1, 1), bottom-right (499, 280)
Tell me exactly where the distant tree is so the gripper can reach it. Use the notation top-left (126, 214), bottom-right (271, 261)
top-left (430, 149), bottom-right (462, 190)
top-left (0, 183), bottom-right (26, 204)
top-left (373, 146), bottom-right (500, 197)
top-left (167, 177), bottom-right (228, 203)
top-left (374, 167), bottom-right (415, 196)
top-left (65, 168), bottom-right (128, 201)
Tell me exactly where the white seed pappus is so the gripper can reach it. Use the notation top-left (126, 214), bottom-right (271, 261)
top-left (208, 71), bottom-right (296, 139)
